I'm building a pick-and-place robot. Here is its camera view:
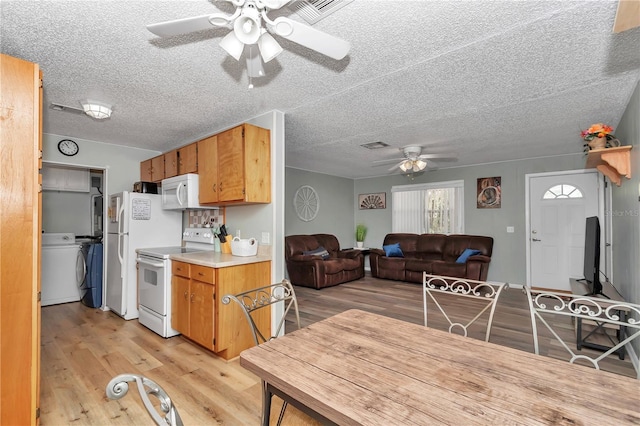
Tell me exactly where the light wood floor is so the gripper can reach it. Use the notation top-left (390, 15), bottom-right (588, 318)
top-left (40, 275), bottom-right (636, 425)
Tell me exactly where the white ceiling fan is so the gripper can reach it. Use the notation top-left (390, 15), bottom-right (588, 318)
top-left (373, 146), bottom-right (458, 173)
top-left (146, 0), bottom-right (350, 80)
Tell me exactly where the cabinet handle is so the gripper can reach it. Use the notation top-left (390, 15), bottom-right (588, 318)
top-left (190, 293), bottom-right (195, 303)
top-left (183, 291), bottom-right (188, 300)
top-left (212, 183), bottom-right (216, 192)
top-left (198, 272), bottom-right (204, 276)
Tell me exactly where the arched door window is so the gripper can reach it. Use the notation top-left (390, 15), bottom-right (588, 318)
top-left (542, 184), bottom-right (583, 199)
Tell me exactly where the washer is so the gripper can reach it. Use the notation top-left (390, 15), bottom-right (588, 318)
top-left (41, 233), bottom-right (82, 306)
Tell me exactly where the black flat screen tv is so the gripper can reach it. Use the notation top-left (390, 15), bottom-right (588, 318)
top-left (582, 216), bottom-right (603, 296)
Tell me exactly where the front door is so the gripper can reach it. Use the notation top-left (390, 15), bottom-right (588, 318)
top-left (527, 171), bottom-right (601, 291)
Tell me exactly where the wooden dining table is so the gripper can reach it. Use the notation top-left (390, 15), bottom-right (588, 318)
top-left (240, 309), bottom-right (640, 425)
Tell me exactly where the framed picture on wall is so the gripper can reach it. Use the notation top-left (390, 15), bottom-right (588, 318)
top-left (359, 192), bottom-right (386, 209)
top-left (477, 177), bottom-right (501, 209)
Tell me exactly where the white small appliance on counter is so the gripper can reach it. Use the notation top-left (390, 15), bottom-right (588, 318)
top-left (136, 228), bottom-right (216, 338)
top-left (161, 174), bottom-right (217, 210)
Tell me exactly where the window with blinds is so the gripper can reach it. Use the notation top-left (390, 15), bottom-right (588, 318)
top-left (391, 180), bottom-right (464, 234)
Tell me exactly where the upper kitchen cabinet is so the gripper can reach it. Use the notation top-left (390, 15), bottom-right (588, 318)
top-left (199, 123), bottom-right (270, 205)
top-left (178, 142), bottom-right (198, 175)
top-left (164, 149), bottom-right (178, 179)
top-left (198, 135), bottom-right (218, 204)
top-left (140, 154), bottom-right (164, 183)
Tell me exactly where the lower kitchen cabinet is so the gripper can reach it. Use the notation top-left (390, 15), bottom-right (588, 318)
top-left (171, 259), bottom-right (271, 359)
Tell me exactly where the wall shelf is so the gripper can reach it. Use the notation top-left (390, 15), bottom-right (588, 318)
top-left (585, 145), bottom-right (632, 187)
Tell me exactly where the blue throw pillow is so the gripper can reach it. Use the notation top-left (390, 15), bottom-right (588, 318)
top-left (383, 242), bottom-right (404, 258)
top-left (303, 246), bottom-right (330, 260)
top-left (456, 248), bottom-right (482, 263)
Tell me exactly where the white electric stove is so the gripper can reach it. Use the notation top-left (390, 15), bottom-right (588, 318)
top-left (136, 228), bottom-right (216, 337)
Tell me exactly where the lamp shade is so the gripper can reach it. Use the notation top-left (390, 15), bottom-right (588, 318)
top-left (258, 30), bottom-right (282, 62)
top-left (82, 101), bottom-right (112, 119)
top-left (220, 31), bottom-right (245, 60)
top-left (414, 159), bottom-right (427, 171)
top-left (246, 45), bottom-right (265, 78)
top-left (233, 5), bottom-right (261, 45)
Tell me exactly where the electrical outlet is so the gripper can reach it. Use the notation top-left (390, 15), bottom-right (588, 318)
top-left (261, 232), bottom-right (270, 244)
top-left (507, 226), bottom-right (514, 233)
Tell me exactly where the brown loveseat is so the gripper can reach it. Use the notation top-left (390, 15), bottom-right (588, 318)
top-left (284, 234), bottom-right (365, 289)
top-left (369, 233), bottom-right (493, 283)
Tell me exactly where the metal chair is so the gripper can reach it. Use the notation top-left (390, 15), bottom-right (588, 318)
top-left (524, 286), bottom-right (640, 378)
top-left (105, 373), bottom-right (183, 426)
top-left (423, 273), bottom-right (508, 342)
top-left (222, 279), bottom-right (301, 426)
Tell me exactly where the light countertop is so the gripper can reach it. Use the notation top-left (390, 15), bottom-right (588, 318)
top-left (170, 250), bottom-right (271, 268)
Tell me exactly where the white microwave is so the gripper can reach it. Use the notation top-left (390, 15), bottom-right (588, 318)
top-left (161, 174), bottom-right (216, 210)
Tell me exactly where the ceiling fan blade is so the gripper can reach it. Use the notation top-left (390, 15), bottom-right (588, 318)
top-left (147, 14), bottom-right (217, 37)
top-left (613, 0), bottom-right (640, 33)
top-left (388, 163), bottom-right (401, 172)
top-left (372, 157), bottom-right (405, 166)
top-left (267, 17), bottom-right (350, 60)
top-left (418, 154), bottom-right (457, 162)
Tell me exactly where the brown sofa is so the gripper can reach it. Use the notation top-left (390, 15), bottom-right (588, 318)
top-left (369, 233), bottom-right (493, 283)
top-left (284, 234), bottom-right (365, 289)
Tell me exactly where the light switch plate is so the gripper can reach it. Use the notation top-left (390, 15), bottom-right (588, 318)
top-left (261, 232), bottom-right (270, 244)
top-left (507, 226), bottom-right (514, 233)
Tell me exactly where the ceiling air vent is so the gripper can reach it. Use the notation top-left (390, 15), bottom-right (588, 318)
top-left (287, 0), bottom-right (354, 25)
top-left (361, 141), bottom-right (389, 150)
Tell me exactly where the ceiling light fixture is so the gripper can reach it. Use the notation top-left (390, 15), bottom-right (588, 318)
top-left (399, 159), bottom-right (427, 173)
top-left (82, 101), bottom-right (112, 119)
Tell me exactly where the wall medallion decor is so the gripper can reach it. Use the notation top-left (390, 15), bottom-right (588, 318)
top-left (359, 192), bottom-right (386, 210)
top-left (294, 185), bottom-right (319, 221)
top-left (477, 177), bottom-right (501, 209)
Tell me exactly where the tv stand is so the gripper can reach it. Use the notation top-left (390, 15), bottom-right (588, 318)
top-left (570, 279), bottom-right (626, 359)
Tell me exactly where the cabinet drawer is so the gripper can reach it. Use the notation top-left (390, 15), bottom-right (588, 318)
top-left (172, 261), bottom-right (190, 278)
top-left (191, 265), bottom-right (215, 284)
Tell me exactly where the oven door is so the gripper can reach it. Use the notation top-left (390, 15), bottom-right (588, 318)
top-left (137, 254), bottom-right (169, 316)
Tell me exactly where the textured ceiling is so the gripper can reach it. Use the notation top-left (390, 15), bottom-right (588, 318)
top-left (2, 0), bottom-right (639, 179)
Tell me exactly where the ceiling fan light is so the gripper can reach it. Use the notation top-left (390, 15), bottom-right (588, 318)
top-left (81, 101), bottom-right (112, 119)
top-left (258, 31), bottom-right (282, 62)
top-left (220, 31), bottom-right (245, 60)
top-left (414, 159), bottom-right (427, 171)
top-left (233, 5), bottom-right (261, 44)
top-left (399, 160), bottom-right (411, 172)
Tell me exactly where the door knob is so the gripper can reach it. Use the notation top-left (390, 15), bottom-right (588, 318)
top-left (532, 238), bottom-right (541, 242)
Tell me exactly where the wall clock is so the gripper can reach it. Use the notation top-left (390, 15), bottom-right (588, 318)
top-left (294, 185), bottom-right (319, 222)
top-left (58, 139), bottom-right (79, 156)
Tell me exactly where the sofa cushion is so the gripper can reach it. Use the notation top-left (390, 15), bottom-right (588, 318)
top-left (324, 258), bottom-right (361, 274)
top-left (456, 248), bottom-right (482, 263)
top-left (431, 261), bottom-right (467, 277)
top-left (383, 242), bottom-right (404, 257)
top-left (303, 246), bottom-right (330, 259)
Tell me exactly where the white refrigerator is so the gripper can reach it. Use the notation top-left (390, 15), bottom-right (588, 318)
top-left (106, 191), bottom-right (182, 320)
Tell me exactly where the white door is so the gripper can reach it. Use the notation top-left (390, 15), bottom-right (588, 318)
top-left (527, 171), bottom-right (601, 291)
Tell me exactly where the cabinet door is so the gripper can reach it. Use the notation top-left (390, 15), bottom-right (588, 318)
top-left (150, 154), bottom-right (165, 183)
top-left (197, 135), bottom-right (218, 204)
top-left (140, 159), bottom-right (152, 182)
top-left (178, 142), bottom-right (198, 175)
top-left (164, 150), bottom-right (178, 179)
top-left (172, 276), bottom-right (190, 334)
top-left (189, 280), bottom-right (214, 350)
top-left (217, 125), bottom-right (245, 202)
top-left (243, 124), bottom-right (271, 203)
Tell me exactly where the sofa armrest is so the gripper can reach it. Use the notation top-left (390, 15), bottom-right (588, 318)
top-left (468, 254), bottom-right (491, 263)
top-left (369, 248), bottom-right (385, 257)
top-left (338, 249), bottom-right (361, 259)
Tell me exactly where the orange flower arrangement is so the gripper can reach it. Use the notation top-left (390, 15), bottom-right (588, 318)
top-left (580, 123), bottom-right (615, 141)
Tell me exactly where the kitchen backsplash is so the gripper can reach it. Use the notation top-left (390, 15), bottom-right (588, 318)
top-left (188, 208), bottom-right (224, 227)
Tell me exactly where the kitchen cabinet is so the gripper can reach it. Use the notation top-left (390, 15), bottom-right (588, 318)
top-left (1, 53), bottom-right (42, 425)
top-left (171, 259), bottom-right (271, 359)
top-left (164, 149), bottom-right (178, 179)
top-left (178, 142), bottom-right (198, 175)
top-left (197, 135), bottom-right (219, 203)
top-left (199, 123), bottom-right (271, 205)
top-left (140, 154), bottom-right (165, 183)
top-left (42, 164), bottom-right (90, 192)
